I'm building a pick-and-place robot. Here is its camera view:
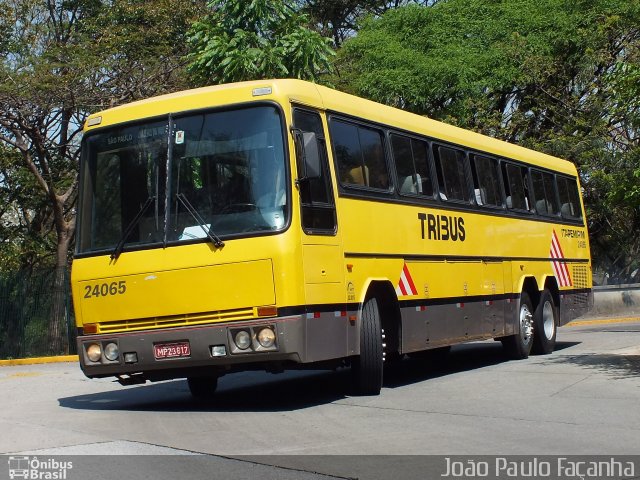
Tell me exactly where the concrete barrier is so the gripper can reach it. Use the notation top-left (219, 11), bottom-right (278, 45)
top-left (590, 284), bottom-right (640, 317)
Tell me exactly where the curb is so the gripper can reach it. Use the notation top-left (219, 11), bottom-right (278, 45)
top-left (0, 355), bottom-right (79, 367)
top-left (567, 316), bottom-right (640, 327)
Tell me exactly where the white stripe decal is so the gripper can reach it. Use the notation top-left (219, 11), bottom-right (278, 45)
top-left (550, 230), bottom-right (572, 287)
top-left (396, 263), bottom-right (418, 296)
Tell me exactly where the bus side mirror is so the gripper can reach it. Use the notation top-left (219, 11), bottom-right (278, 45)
top-left (294, 130), bottom-right (321, 180)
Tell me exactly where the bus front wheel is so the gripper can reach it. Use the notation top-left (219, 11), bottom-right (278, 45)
top-left (532, 289), bottom-right (557, 354)
top-left (502, 291), bottom-right (534, 360)
top-left (351, 297), bottom-right (384, 395)
top-left (187, 376), bottom-right (218, 400)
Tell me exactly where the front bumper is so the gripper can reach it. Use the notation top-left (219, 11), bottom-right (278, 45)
top-left (77, 315), bottom-right (306, 380)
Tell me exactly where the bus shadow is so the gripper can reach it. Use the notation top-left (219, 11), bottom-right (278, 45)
top-left (59, 340), bottom-right (583, 412)
top-left (384, 339), bottom-right (580, 388)
top-left (554, 340), bottom-right (581, 351)
top-left (385, 342), bottom-right (506, 388)
top-left (540, 351), bottom-right (640, 380)
top-left (59, 369), bottom-right (349, 413)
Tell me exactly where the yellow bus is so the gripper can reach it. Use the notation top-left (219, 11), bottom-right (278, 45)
top-left (72, 79), bottom-right (592, 397)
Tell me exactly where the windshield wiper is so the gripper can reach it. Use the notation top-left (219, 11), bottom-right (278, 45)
top-left (176, 193), bottom-right (225, 248)
top-left (110, 196), bottom-right (155, 261)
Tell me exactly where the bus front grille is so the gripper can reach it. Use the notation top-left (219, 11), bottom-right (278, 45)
top-left (94, 307), bottom-right (256, 334)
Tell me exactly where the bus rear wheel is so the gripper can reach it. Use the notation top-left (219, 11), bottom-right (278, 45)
top-left (351, 297), bottom-right (384, 395)
top-left (532, 289), bottom-right (557, 355)
top-left (187, 376), bottom-right (218, 400)
top-left (502, 291), bottom-right (534, 360)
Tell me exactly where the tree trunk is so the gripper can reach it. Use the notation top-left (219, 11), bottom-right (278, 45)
top-left (47, 221), bottom-right (74, 354)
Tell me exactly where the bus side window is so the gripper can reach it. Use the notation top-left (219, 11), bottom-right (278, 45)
top-left (433, 144), bottom-right (469, 202)
top-left (531, 170), bottom-right (546, 213)
top-left (390, 133), bottom-right (434, 198)
top-left (330, 119), bottom-right (390, 191)
top-left (557, 176), bottom-right (583, 220)
top-left (532, 169), bottom-right (559, 216)
top-left (543, 172), bottom-right (560, 215)
top-left (470, 154), bottom-right (502, 207)
top-left (412, 139), bottom-right (435, 197)
top-left (360, 127), bottom-right (388, 189)
top-left (502, 162), bottom-right (531, 211)
top-left (331, 120), bottom-right (364, 186)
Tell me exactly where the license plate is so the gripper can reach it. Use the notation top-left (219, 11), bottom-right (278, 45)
top-left (154, 341), bottom-right (191, 359)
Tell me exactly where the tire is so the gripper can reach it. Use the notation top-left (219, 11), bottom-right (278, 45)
top-left (502, 291), bottom-right (534, 360)
top-left (351, 297), bottom-right (384, 395)
top-left (532, 289), bottom-right (557, 355)
top-left (187, 376), bottom-right (218, 400)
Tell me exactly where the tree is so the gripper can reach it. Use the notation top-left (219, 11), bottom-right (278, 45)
top-left (0, 0), bottom-right (205, 272)
top-left (585, 60), bottom-right (640, 283)
top-left (0, 0), bottom-right (205, 352)
top-left (0, 145), bottom-right (54, 271)
top-left (188, 0), bottom-right (335, 85)
top-left (301, 0), bottom-right (389, 47)
top-left (300, 0), bottom-right (441, 47)
top-left (81, 0), bottom-right (206, 106)
top-left (335, 0), bottom-right (640, 281)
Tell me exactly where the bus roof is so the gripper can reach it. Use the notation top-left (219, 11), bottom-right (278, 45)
top-left (84, 79), bottom-right (578, 176)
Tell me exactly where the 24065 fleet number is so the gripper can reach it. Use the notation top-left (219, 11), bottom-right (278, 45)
top-left (84, 281), bottom-right (127, 299)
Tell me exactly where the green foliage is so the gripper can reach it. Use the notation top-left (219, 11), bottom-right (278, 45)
top-left (336, 0), bottom-right (640, 281)
top-left (300, 0), bottom-right (393, 46)
top-left (0, 145), bottom-right (54, 270)
top-left (1, 0), bottom-right (638, 286)
top-left (0, 0), bottom-right (205, 272)
top-left (188, 0), bottom-right (335, 84)
top-left (81, 0), bottom-right (205, 102)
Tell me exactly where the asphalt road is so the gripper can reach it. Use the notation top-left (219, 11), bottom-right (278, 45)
top-left (1, 318), bottom-right (639, 479)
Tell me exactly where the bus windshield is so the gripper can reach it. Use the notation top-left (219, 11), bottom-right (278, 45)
top-left (77, 105), bottom-right (288, 254)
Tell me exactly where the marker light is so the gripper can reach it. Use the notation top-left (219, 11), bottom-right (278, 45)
top-left (234, 330), bottom-right (251, 350)
top-left (252, 87), bottom-right (272, 96)
top-left (87, 116), bottom-right (102, 127)
top-left (83, 323), bottom-right (98, 334)
top-left (86, 343), bottom-right (102, 362)
top-left (103, 342), bottom-right (119, 361)
top-left (257, 328), bottom-right (276, 348)
top-left (257, 305), bottom-right (277, 317)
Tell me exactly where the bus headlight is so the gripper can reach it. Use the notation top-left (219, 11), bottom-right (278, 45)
top-left (86, 343), bottom-right (102, 362)
top-left (234, 330), bottom-right (251, 350)
top-left (257, 327), bottom-right (276, 348)
top-left (103, 342), bottom-right (119, 361)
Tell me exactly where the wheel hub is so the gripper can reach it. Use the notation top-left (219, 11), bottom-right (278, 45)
top-left (520, 305), bottom-right (533, 342)
top-left (542, 301), bottom-right (555, 340)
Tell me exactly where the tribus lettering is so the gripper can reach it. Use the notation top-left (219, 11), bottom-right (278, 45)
top-left (418, 213), bottom-right (465, 242)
